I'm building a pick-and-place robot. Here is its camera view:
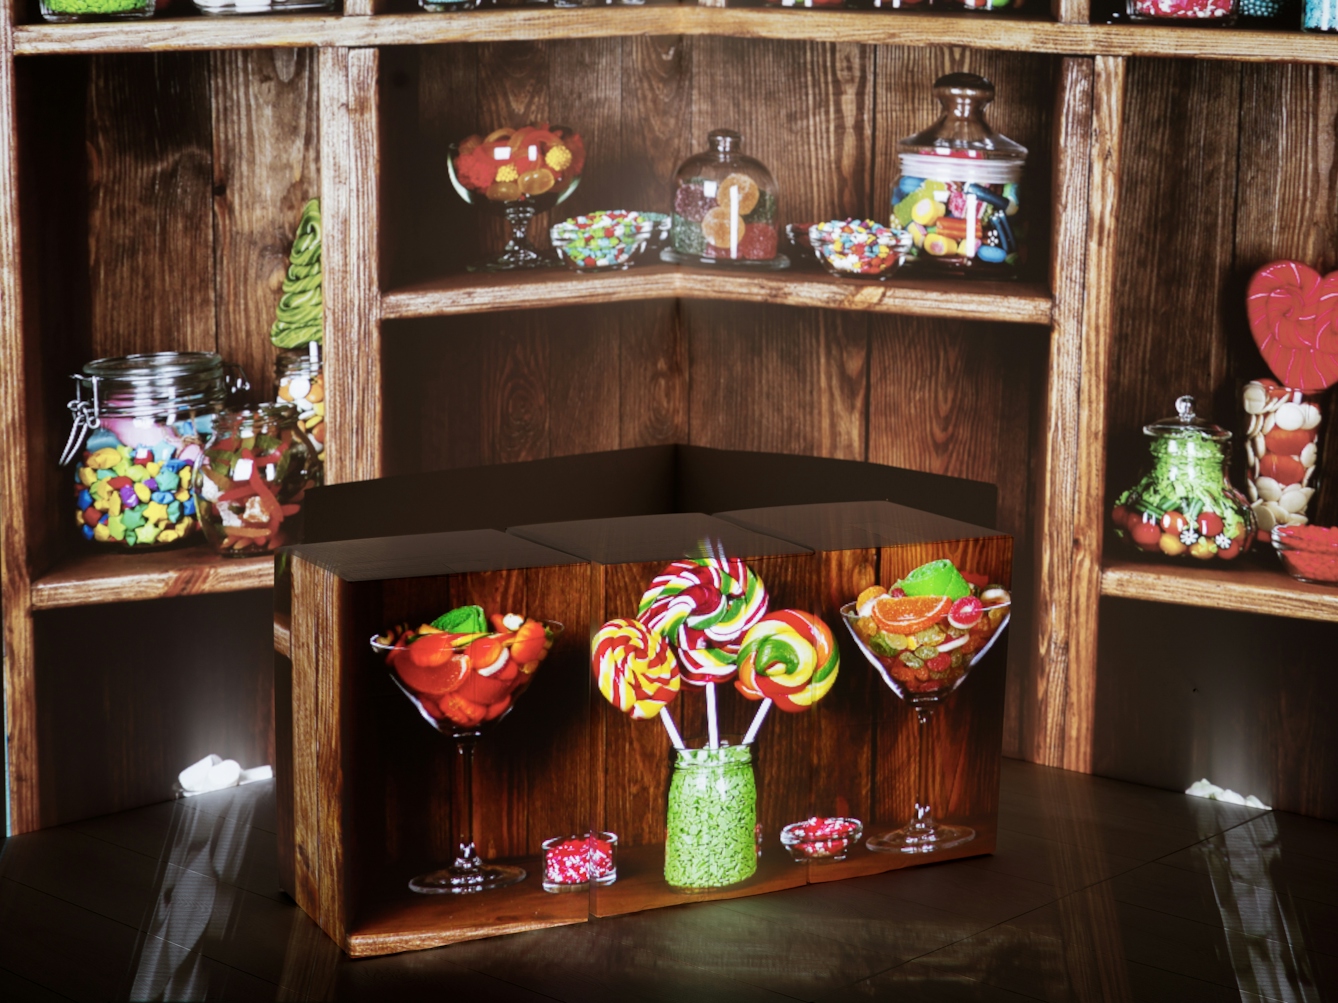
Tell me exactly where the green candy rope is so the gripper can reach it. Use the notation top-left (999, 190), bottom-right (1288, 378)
top-left (270, 199), bottom-right (324, 350)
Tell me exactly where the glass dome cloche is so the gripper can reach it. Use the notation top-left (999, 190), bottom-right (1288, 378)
top-left (667, 129), bottom-right (785, 268)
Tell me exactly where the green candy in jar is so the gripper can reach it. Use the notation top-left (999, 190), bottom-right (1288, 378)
top-left (663, 744), bottom-right (757, 890)
top-left (1110, 396), bottom-right (1253, 563)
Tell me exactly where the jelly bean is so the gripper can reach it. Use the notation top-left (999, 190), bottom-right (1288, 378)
top-left (119, 485), bottom-right (137, 507)
top-left (144, 478), bottom-right (158, 491)
top-left (978, 245), bottom-right (1008, 264)
top-left (146, 462), bottom-right (161, 477)
top-left (133, 482), bottom-right (151, 503)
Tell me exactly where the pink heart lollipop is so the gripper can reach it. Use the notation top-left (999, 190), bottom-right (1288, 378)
top-left (1246, 260), bottom-right (1338, 392)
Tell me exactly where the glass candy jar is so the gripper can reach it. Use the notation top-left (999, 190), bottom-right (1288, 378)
top-left (663, 745), bottom-right (758, 890)
top-left (1128, 0), bottom-right (1236, 21)
top-left (888, 74), bottom-right (1026, 276)
top-left (63, 352), bottom-right (238, 550)
top-left (194, 405), bottom-right (317, 557)
top-left (275, 344), bottom-right (326, 467)
top-left (1110, 396), bottom-right (1254, 564)
top-left (39, 0), bottom-right (153, 22)
top-left (1304, 0), bottom-right (1338, 30)
top-left (669, 130), bottom-right (782, 266)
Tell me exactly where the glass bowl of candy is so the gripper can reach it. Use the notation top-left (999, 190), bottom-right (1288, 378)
top-left (194, 404), bottom-right (319, 557)
top-left (1127, 0), bottom-right (1237, 22)
top-left (889, 74), bottom-right (1026, 276)
top-left (667, 129), bottom-right (785, 268)
top-left (550, 211), bottom-right (669, 271)
top-left (808, 220), bottom-right (897, 279)
top-left (780, 817), bottom-right (863, 862)
top-left (541, 832), bottom-right (618, 893)
top-left (1272, 526), bottom-right (1338, 585)
top-left (1110, 396), bottom-right (1254, 564)
top-left (448, 124), bottom-right (585, 269)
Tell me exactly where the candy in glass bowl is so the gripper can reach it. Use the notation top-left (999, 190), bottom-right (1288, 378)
top-left (448, 123), bottom-right (584, 270)
top-left (780, 817), bottom-right (863, 862)
top-left (550, 210), bottom-right (669, 270)
top-left (808, 219), bottom-right (898, 279)
top-left (1272, 525), bottom-right (1338, 585)
top-left (372, 604), bottom-right (562, 893)
top-left (842, 559), bottom-right (1010, 854)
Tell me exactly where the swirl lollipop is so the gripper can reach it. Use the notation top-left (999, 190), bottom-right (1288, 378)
top-left (736, 610), bottom-right (839, 742)
top-left (592, 618), bottom-right (684, 748)
top-left (637, 558), bottom-right (769, 685)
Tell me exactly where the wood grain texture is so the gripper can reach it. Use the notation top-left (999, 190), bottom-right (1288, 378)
top-left (21, 12), bottom-right (1338, 67)
top-left (1029, 57), bottom-right (1094, 774)
top-left (320, 47), bottom-right (381, 484)
top-left (288, 555), bottom-right (327, 918)
top-left (382, 265), bottom-right (1054, 325)
top-left (87, 52), bottom-right (215, 358)
top-left (274, 610), bottom-right (292, 658)
top-left (210, 49), bottom-right (320, 404)
top-left (30, 548), bottom-right (274, 609)
top-left (1100, 559), bottom-right (1338, 623)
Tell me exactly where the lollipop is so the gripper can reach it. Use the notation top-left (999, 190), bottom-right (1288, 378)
top-left (637, 558), bottom-right (769, 685)
top-left (735, 610), bottom-right (840, 713)
top-left (592, 618), bottom-right (682, 722)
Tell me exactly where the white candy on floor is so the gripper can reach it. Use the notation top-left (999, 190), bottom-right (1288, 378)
top-left (177, 754), bottom-right (272, 796)
top-left (1185, 778), bottom-right (1270, 810)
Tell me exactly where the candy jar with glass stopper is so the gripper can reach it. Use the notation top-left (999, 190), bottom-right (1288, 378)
top-left (667, 130), bottom-right (785, 268)
top-left (1110, 396), bottom-right (1254, 563)
top-left (888, 74), bottom-right (1026, 276)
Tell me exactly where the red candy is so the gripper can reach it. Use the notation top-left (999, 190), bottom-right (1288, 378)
top-left (1273, 525), bottom-right (1338, 584)
top-left (781, 817), bottom-right (862, 860)
top-left (543, 834), bottom-right (616, 887)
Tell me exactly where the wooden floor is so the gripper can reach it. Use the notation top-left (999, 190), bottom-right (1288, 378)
top-left (0, 760), bottom-right (1334, 1002)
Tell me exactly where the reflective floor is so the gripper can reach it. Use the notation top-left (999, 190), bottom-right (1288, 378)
top-left (1, 760), bottom-right (1334, 1002)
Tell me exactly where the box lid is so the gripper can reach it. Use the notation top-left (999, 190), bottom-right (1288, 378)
top-left (508, 512), bottom-right (810, 565)
top-left (284, 528), bottom-right (583, 582)
top-left (715, 500), bottom-right (1006, 552)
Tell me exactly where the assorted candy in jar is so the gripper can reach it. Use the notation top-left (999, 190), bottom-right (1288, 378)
top-left (275, 345), bottom-right (326, 464)
top-left (62, 352), bottom-right (236, 550)
top-left (1110, 396), bottom-right (1254, 563)
top-left (669, 130), bottom-right (782, 266)
top-left (1128, 0), bottom-right (1236, 20)
top-left (889, 74), bottom-right (1025, 276)
top-left (1241, 379), bottom-right (1322, 542)
top-left (194, 404), bottom-right (318, 557)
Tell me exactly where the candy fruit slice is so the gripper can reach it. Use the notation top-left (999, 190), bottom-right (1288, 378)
top-left (947, 596), bottom-right (983, 630)
top-left (701, 205), bottom-right (744, 249)
top-left (398, 651), bottom-right (469, 697)
top-left (856, 586), bottom-right (888, 617)
top-left (895, 559), bottom-right (971, 601)
top-left (717, 173), bottom-right (760, 215)
top-left (409, 633), bottom-right (459, 668)
top-left (457, 670), bottom-right (511, 708)
top-left (519, 167), bottom-right (556, 195)
top-left (438, 692), bottom-right (488, 728)
top-left (871, 595), bottom-right (953, 636)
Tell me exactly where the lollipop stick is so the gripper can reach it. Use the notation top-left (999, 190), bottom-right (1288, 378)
top-left (705, 682), bottom-right (720, 750)
top-left (659, 706), bottom-right (685, 750)
top-left (742, 699), bottom-right (772, 745)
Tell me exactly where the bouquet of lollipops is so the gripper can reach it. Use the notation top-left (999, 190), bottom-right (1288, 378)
top-left (591, 548), bottom-right (839, 749)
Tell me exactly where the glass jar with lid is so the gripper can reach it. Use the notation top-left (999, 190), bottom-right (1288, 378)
top-left (62, 352), bottom-right (244, 550)
top-left (1109, 396), bottom-right (1254, 564)
top-left (888, 74), bottom-right (1026, 276)
top-left (274, 343), bottom-right (326, 468)
top-left (668, 130), bottom-right (783, 267)
top-left (39, 0), bottom-right (153, 23)
top-left (194, 404), bottom-right (318, 557)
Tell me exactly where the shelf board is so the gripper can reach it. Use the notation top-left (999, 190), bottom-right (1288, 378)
top-left (14, 9), bottom-right (1338, 65)
top-left (382, 265), bottom-right (1053, 326)
top-left (30, 547), bottom-right (274, 610)
top-left (274, 610), bottom-right (292, 658)
top-left (1100, 557), bottom-right (1338, 624)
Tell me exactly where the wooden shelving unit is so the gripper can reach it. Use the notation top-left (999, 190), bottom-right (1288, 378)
top-left (2, 0), bottom-right (1336, 836)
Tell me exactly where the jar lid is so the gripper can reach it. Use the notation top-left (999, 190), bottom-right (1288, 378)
top-left (898, 73), bottom-right (1028, 162)
top-left (1143, 395), bottom-right (1231, 441)
top-left (83, 351), bottom-right (225, 383)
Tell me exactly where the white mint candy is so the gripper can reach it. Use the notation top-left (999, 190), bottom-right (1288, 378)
top-left (179, 754), bottom-right (222, 792)
top-left (1265, 394), bottom-right (1282, 412)
top-left (1253, 434), bottom-right (1267, 457)
top-left (1246, 442), bottom-right (1256, 465)
top-left (288, 376), bottom-right (311, 401)
top-left (1256, 476), bottom-right (1281, 502)
top-left (1286, 512), bottom-right (1309, 526)
top-left (1301, 442), bottom-right (1318, 467)
top-left (1280, 488), bottom-right (1309, 514)
top-left (1247, 480), bottom-right (1258, 503)
top-left (1247, 413), bottom-right (1262, 436)
top-left (1253, 501), bottom-right (1276, 532)
top-left (1242, 383), bottom-right (1268, 414)
top-left (1265, 501), bottom-right (1290, 523)
top-left (207, 759), bottom-right (242, 790)
top-left (1274, 402), bottom-right (1304, 432)
top-left (1302, 403), bottom-right (1322, 430)
top-left (1262, 412), bottom-right (1278, 435)
top-left (1305, 465), bottom-right (1317, 486)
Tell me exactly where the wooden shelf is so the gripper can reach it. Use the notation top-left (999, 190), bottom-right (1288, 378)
top-left (1100, 557), bottom-right (1338, 624)
top-left (274, 611), bottom-right (292, 658)
top-left (381, 265), bottom-right (1054, 326)
top-left (14, 9), bottom-right (1338, 66)
top-left (30, 547), bottom-right (274, 610)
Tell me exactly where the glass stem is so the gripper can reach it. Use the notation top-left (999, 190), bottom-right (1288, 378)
top-left (451, 731), bottom-right (482, 873)
top-left (504, 205), bottom-right (537, 254)
top-left (912, 703), bottom-right (937, 835)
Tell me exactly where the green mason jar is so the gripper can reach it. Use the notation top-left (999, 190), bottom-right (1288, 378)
top-left (663, 745), bottom-right (757, 890)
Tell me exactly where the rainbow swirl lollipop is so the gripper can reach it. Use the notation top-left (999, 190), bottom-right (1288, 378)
top-left (735, 610), bottom-right (839, 713)
top-left (637, 558), bottom-right (769, 685)
top-left (592, 618), bottom-right (681, 720)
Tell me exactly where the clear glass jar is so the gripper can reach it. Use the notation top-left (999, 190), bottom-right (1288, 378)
top-left (669, 130), bottom-right (782, 266)
top-left (889, 74), bottom-right (1026, 276)
top-left (1110, 396), bottom-right (1254, 564)
top-left (63, 352), bottom-right (238, 550)
top-left (1128, 0), bottom-right (1236, 21)
top-left (663, 745), bottom-right (757, 890)
top-left (194, 404), bottom-right (317, 557)
top-left (191, 0), bottom-right (334, 12)
top-left (1241, 379), bottom-right (1322, 542)
top-left (275, 344), bottom-right (326, 467)
top-left (1303, 0), bottom-right (1338, 29)
top-left (39, 0), bottom-right (152, 22)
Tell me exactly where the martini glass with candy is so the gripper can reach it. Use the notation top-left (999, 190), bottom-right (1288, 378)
top-left (841, 559), bottom-right (1010, 854)
top-left (447, 124), bottom-right (584, 270)
top-left (371, 604), bottom-right (562, 894)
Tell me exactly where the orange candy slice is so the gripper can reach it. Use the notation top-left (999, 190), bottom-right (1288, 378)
top-left (519, 167), bottom-right (556, 195)
top-left (871, 595), bottom-right (952, 636)
top-left (717, 173), bottom-right (760, 215)
top-left (701, 205), bottom-right (744, 249)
